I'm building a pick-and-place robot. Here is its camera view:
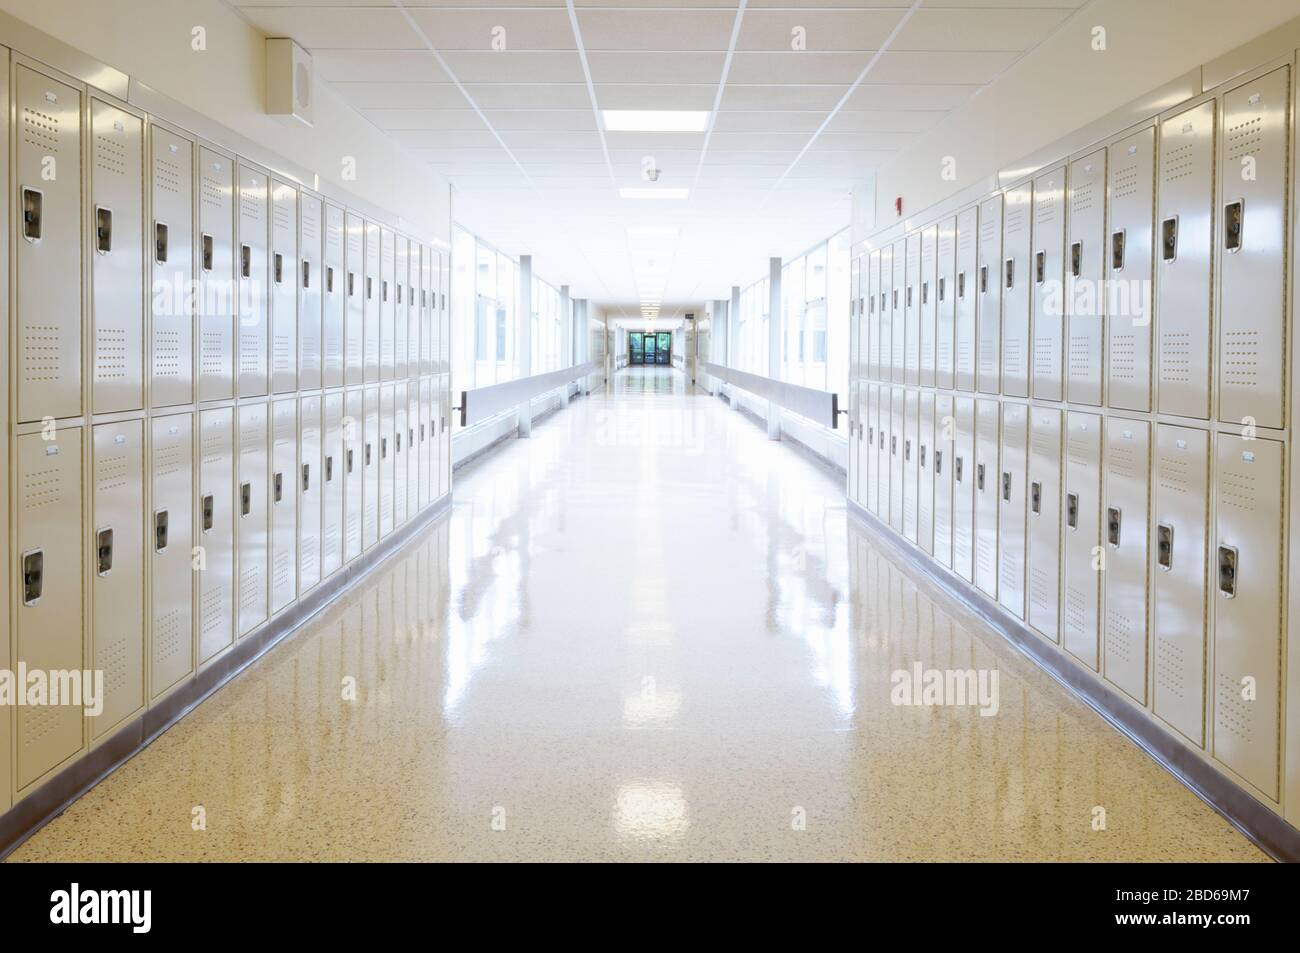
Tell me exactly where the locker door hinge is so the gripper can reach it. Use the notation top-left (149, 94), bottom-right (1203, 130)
top-left (1217, 545), bottom-right (1238, 598)
top-left (95, 206), bottom-right (113, 254)
top-left (154, 509), bottom-right (169, 553)
top-left (96, 528), bottom-right (114, 575)
top-left (1156, 523), bottom-right (1174, 570)
top-left (202, 493), bottom-right (215, 533)
top-left (21, 549), bottom-right (44, 605)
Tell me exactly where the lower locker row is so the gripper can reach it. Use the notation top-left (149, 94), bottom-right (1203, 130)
top-left (13, 379), bottom-right (450, 796)
top-left (851, 384), bottom-right (1284, 803)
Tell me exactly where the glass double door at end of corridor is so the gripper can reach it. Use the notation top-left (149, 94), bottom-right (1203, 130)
top-left (630, 331), bottom-right (671, 365)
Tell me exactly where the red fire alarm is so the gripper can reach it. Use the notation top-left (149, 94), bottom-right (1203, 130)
top-left (895, 196), bottom-right (903, 217)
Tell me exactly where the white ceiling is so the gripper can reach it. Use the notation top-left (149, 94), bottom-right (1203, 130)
top-left (229, 0), bottom-right (1086, 319)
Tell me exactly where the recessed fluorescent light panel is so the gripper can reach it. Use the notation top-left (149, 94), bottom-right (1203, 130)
top-left (602, 110), bottom-right (709, 132)
top-left (620, 188), bottom-right (689, 200)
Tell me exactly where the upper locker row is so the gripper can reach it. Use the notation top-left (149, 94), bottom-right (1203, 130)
top-left (849, 64), bottom-right (1289, 431)
top-left (14, 61), bottom-right (450, 424)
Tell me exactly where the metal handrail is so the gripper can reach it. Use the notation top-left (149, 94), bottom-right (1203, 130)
top-left (700, 362), bottom-right (840, 430)
top-left (456, 362), bottom-right (597, 428)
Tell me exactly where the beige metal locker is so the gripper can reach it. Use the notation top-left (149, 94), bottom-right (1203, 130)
top-left (997, 403), bottom-right (1027, 618)
top-left (891, 240), bottom-right (906, 379)
top-left (379, 383), bottom-right (395, 537)
top-left (935, 217), bottom-right (957, 390)
top-left (855, 376), bottom-right (869, 509)
top-left (919, 225), bottom-right (937, 387)
top-left (932, 394), bottom-right (954, 568)
top-left (418, 378), bottom-right (432, 509)
top-left (322, 203), bottom-right (345, 388)
top-left (878, 245), bottom-right (893, 382)
top-left (904, 232), bottom-right (920, 385)
top-left (974, 398), bottom-right (1000, 598)
top-left (1031, 166), bottom-right (1066, 401)
top-left (420, 247), bottom-right (434, 376)
top-left (343, 388), bottom-right (364, 561)
top-left (848, 258), bottom-right (860, 503)
top-left (1106, 127), bottom-right (1155, 412)
top-left (1001, 181), bottom-right (1032, 398)
top-left (395, 235), bottom-right (409, 381)
top-left (270, 178), bottom-right (298, 394)
top-left (364, 221), bottom-right (381, 383)
top-left (299, 192), bottom-right (323, 391)
top-left (917, 391), bottom-right (934, 555)
top-left (197, 407), bottom-right (234, 664)
top-left (1152, 424), bottom-right (1209, 744)
top-left (16, 66), bottom-right (83, 423)
top-left (440, 257), bottom-right (450, 497)
top-left (300, 395), bottom-right (322, 594)
top-left (902, 388), bottom-right (919, 542)
top-left (271, 399), bottom-right (298, 613)
top-left (866, 250), bottom-right (880, 381)
top-left (407, 385), bottom-right (420, 517)
top-left (976, 194), bottom-right (1003, 395)
top-left (954, 206), bottom-right (978, 392)
top-left (1066, 149), bottom-right (1106, 406)
top-left (1027, 408), bottom-right (1063, 642)
top-left (363, 385), bottom-right (380, 549)
top-left (1217, 67), bottom-right (1289, 431)
top-left (150, 412), bottom-right (194, 697)
top-left (237, 163), bottom-right (269, 397)
top-left (952, 396), bottom-right (976, 582)
top-left (15, 427), bottom-right (84, 789)
top-left (873, 385), bottom-right (888, 517)
top-left (321, 391), bottom-right (344, 578)
top-left (1156, 100), bottom-right (1216, 419)
top-left (1212, 433), bottom-right (1284, 798)
top-left (91, 420), bottom-right (144, 736)
top-left (407, 243), bottom-right (421, 376)
top-left (889, 385), bottom-right (904, 531)
top-left (1102, 418), bottom-right (1150, 704)
top-left (150, 126), bottom-right (194, 408)
top-left (394, 381), bottom-right (408, 527)
top-left (1063, 411), bottom-right (1102, 669)
top-left (237, 402), bottom-right (269, 635)
top-left (90, 99), bottom-right (144, 414)
top-left (344, 212), bottom-right (364, 386)
top-left (380, 227), bottom-right (395, 381)
top-left (197, 147), bottom-right (235, 401)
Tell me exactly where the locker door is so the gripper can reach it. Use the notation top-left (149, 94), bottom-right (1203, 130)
top-left (395, 236), bottom-right (409, 380)
top-left (16, 67), bottom-right (83, 423)
top-left (904, 232), bottom-right (920, 385)
top-left (150, 127), bottom-right (194, 408)
top-left (419, 378), bottom-right (432, 508)
top-left (343, 388), bottom-right (364, 560)
top-left (954, 206), bottom-right (978, 391)
top-left (1106, 127), bottom-right (1155, 412)
top-left (866, 250), bottom-right (880, 381)
top-left (407, 385), bottom-right (420, 517)
top-left (917, 391), bottom-right (934, 555)
top-left (270, 178), bottom-right (298, 394)
top-left (151, 412), bottom-right (194, 697)
top-left (889, 386), bottom-right (904, 531)
top-left (919, 226), bottom-right (937, 387)
top-left (364, 221), bottom-right (381, 383)
top-left (300, 395), bottom-right (323, 594)
top-left (864, 385), bottom-right (877, 514)
top-left (974, 398), bottom-right (1000, 597)
top-left (407, 242), bottom-right (421, 376)
top-left (379, 383), bottom-right (395, 536)
top-left (420, 246), bottom-right (434, 376)
top-left (237, 163), bottom-right (269, 397)
top-left (322, 203), bottom-right (345, 388)
top-left (237, 402), bottom-right (269, 635)
top-left (197, 148), bottom-right (235, 401)
top-left (932, 394), bottom-right (954, 568)
top-left (856, 379), bottom-right (869, 508)
top-left (1152, 424), bottom-right (1209, 745)
top-left (952, 397), bottom-right (975, 582)
top-left (1218, 67), bottom-right (1289, 431)
top-left (15, 427), bottom-right (84, 789)
top-left (976, 194), bottom-right (1003, 394)
top-left (439, 256), bottom-right (451, 498)
top-left (91, 420), bottom-right (144, 736)
top-left (363, 386), bottom-right (380, 548)
top-left (874, 385), bottom-right (889, 517)
top-left (891, 240), bottom-right (906, 379)
top-left (1062, 411), bottom-right (1102, 669)
top-left (394, 382), bottom-right (408, 527)
top-left (878, 246), bottom-right (893, 382)
top-left (1066, 149), bottom-right (1106, 406)
top-left (997, 402), bottom-right (1027, 618)
top-left (380, 227), bottom-right (396, 380)
top-left (903, 388), bottom-right (919, 542)
top-left (1157, 100), bottom-right (1215, 419)
top-left (321, 392), bottom-right (344, 578)
top-left (197, 407), bottom-right (235, 664)
top-left (1027, 408), bottom-right (1063, 642)
top-left (1102, 418), bottom-right (1150, 703)
top-left (299, 193), bottom-right (323, 391)
top-left (848, 267), bottom-right (860, 504)
top-left (344, 212), bottom-right (364, 385)
top-left (90, 100), bottom-right (144, 414)
top-left (271, 399), bottom-right (298, 613)
top-left (1001, 181), bottom-right (1032, 398)
top-left (935, 217), bottom-right (957, 390)
top-left (1031, 166), bottom-right (1066, 401)
top-left (1212, 433), bottom-right (1284, 798)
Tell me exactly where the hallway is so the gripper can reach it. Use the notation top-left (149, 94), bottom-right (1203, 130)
top-left (6, 367), bottom-right (1265, 861)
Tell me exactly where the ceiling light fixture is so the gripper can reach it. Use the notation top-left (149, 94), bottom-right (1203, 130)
top-left (603, 110), bottom-right (709, 133)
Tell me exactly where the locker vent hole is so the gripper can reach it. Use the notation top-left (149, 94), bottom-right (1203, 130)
top-left (1068, 334), bottom-right (1094, 379)
top-left (154, 155), bottom-right (183, 195)
top-left (155, 441), bottom-right (186, 476)
top-left (1110, 333), bottom-right (1136, 381)
top-left (95, 450), bottom-right (130, 492)
top-left (1222, 331), bottom-right (1259, 387)
top-left (1030, 567), bottom-right (1056, 624)
top-left (201, 173), bottom-right (225, 210)
top-left (155, 608), bottom-right (186, 662)
top-left (23, 466), bottom-right (67, 508)
top-left (1034, 194), bottom-right (1057, 225)
top-left (154, 329), bottom-right (181, 377)
top-left (1218, 471), bottom-right (1257, 512)
top-left (1162, 142), bottom-right (1196, 182)
top-left (1215, 672), bottom-right (1255, 743)
top-left (22, 106), bottom-right (61, 153)
top-left (1225, 116), bottom-right (1263, 161)
top-left (95, 328), bottom-right (129, 380)
top-left (23, 325), bottom-right (65, 382)
top-left (1160, 332), bottom-right (1192, 383)
top-left (1065, 585), bottom-right (1090, 636)
top-left (273, 551), bottom-right (293, 592)
top-left (1111, 162), bottom-right (1139, 199)
top-left (240, 191), bottom-right (264, 223)
top-left (1105, 609), bottom-right (1139, 665)
top-left (1155, 640), bottom-right (1191, 702)
top-left (1156, 456), bottom-right (1192, 494)
top-left (95, 133), bottom-right (127, 177)
top-left (274, 201), bottom-right (293, 232)
top-left (239, 567), bottom-right (263, 611)
top-left (202, 331), bottom-right (228, 377)
top-left (1070, 181), bottom-right (1096, 213)
top-left (99, 632), bottom-right (131, 699)
top-left (22, 706), bottom-right (64, 747)
top-left (201, 584), bottom-right (229, 636)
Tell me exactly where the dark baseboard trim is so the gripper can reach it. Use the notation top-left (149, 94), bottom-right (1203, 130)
top-left (846, 497), bottom-right (1300, 863)
top-left (0, 492), bottom-right (454, 861)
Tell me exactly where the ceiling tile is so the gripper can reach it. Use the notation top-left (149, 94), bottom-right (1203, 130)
top-left (586, 52), bottom-right (726, 85)
top-left (576, 9), bottom-right (738, 51)
top-left (867, 50), bottom-right (1021, 85)
top-left (464, 84), bottom-right (594, 109)
top-left (314, 51), bottom-right (445, 83)
top-left (482, 110), bottom-right (598, 131)
top-left (824, 109), bottom-right (949, 134)
top-left (845, 84), bottom-right (980, 109)
top-left (728, 51), bottom-right (874, 85)
top-left (405, 9), bottom-right (577, 50)
top-left (239, 6), bottom-right (418, 49)
top-left (891, 8), bottom-right (1073, 52)
top-left (391, 129), bottom-right (504, 150)
top-left (500, 130), bottom-right (605, 150)
top-left (720, 85), bottom-right (849, 110)
top-left (594, 84), bottom-right (717, 110)
top-left (438, 51), bottom-right (585, 84)
top-left (738, 10), bottom-right (903, 51)
top-left (712, 111), bottom-right (826, 133)
top-left (362, 108), bottom-right (487, 131)
top-left (332, 82), bottom-right (467, 109)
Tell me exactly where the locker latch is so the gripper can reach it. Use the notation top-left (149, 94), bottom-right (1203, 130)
top-left (1223, 201), bottom-right (1243, 252)
top-left (240, 482), bottom-right (252, 517)
top-left (1070, 241), bottom-right (1082, 278)
top-left (202, 493), bottom-right (215, 532)
top-left (274, 472), bottom-right (284, 503)
top-left (1161, 217), bottom-right (1178, 262)
top-left (396, 432), bottom-right (402, 453)
top-left (906, 286), bottom-right (913, 308)
top-left (879, 292), bottom-right (886, 313)
top-left (21, 549), bottom-right (44, 606)
top-left (1030, 480), bottom-right (1041, 514)
top-left (95, 206), bottom-right (113, 254)
top-left (892, 289), bottom-right (898, 310)
top-left (957, 272), bottom-right (966, 299)
top-left (1111, 229), bottom-right (1126, 272)
top-left (348, 271), bottom-right (356, 297)
top-left (302, 260), bottom-right (311, 289)
top-left (326, 455), bottom-right (334, 482)
top-left (302, 463), bottom-right (311, 492)
top-left (1106, 506), bottom-right (1121, 547)
top-left (202, 233), bottom-right (214, 271)
top-left (327, 266), bottom-right (335, 293)
top-left (934, 450), bottom-right (943, 475)
top-left (421, 290), bottom-right (427, 309)
top-left (868, 295), bottom-right (875, 314)
top-left (1034, 250), bottom-right (1045, 284)
top-left (1217, 545), bottom-right (1238, 598)
top-left (365, 443), bottom-right (372, 466)
top-left (1004, 258), bottom-right (1014, 290)
top-left (22, 187), bottom-right (43, 242)
top-left (1001, 471), bottom-right (1012, 503)
top-left (274, 252), bottom-right (284, 284)
top-left (921, 281), bottom-right (929, 305)
top-left (154, 509), bottom-right (169, 553)
top-left (155, 221), bottom-right (169, 264)
top-left (241, 244), bottom-right (252, 279)
top-left (919, 445), bottom-right (927, 469)
top-left (420, 424), bottom-right (426, 442)
top-left (877, 428), bottom-right (883, 449)
top-left (96, 528), bottom-right (114, 576)
top-left (955, 456), bottom-right (964, 483)
top-left (979, 265), bottom-right (988, 294)
top-left (976, 463), bottom-right (985, 491)
top-left (890, 435), bottom-right (897, 456)
top-left (382, 279), bottom-right (389, 303)
top-left (367, 277), bottom-right (374, 300)
top-left (904, 439), bottom-right (911, 462)
top-left (381, 438), bottom-right (388, 460)
top-left (938, 276), bottom-right (945, 302)
top-left (1066, 492), bottom-right (1079, 529)
top-left (397, 284), bottom-right (403, 305)
top-left (1156, 523), bottom-right (1174, 571)
top-left (409, 427), bottom-right (415, 448)
top-left (346, 448), bottom-right (355, 473)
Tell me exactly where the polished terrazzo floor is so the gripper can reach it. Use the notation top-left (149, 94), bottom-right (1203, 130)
top-left (7, 367), bottom-right (1267, 861)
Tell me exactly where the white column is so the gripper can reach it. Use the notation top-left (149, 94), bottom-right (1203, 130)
top-left (517, 255), bottom-right (534, 437)
top-left (559, 284), bottom-right (571, 407)
top-left (729, 285), bottom-right (741, 410)
top-left (767, 257), bottom-right (782, 439)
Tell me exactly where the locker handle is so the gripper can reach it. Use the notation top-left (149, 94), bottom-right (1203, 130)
top-left (241, 244), bottom-right (252, 279)
top-left (21, 187), bottom-right (43, 242)
top-left (381, 437), bottom-right (388, 460)
top-left (868, 295), bottom-right (875, 315)
top-left (367, 276), bottom-right (373, 300)
top-left (1161, 217), bottom-right (1178, 263)
top-left (906, 286), bottom-right (913, 308)
top-left (879, 292), bottom-right (886, 312)
top-left (96, 528), bottom-right (114, 576)
top-left (326, 266), bottom-right (335, 293)
top-left (890, 435), bottom-right (897, 456)
top-left (95, 206), bottom-right (113, 254)
top-left (976, 462), bottom-right (986, 491)
top-left (348, 271), bottom-right (356, 297)
top-left (955, 456), bottom-right (964, 483)
top-left (274, 252), bottom-right (284, 284)
top-left (202, 493), bottom-right (215, 533)
top-left (892, 289), bottom-right (898, 309)
top-left (326, 455), bottom-right (334, 483)
top-left (1070, 241), bottom-right (1082, 278)
top-left (202, 233), bottom-right (214, 272)
top-left (397, 284), bottom-right (403, 305)
top-left (21, 549), bottom-right (43, 606)
top-left (409, 427), bottom-right (415, 447)
top-left (1217, 544), bottom-right (1238, 598)
top-left (921, 281), bottom-right (929, 305)
top-left (302, 260), bottom-right (311, 289)
top-left (154, 509), bottom-right (169, 553)
top-left (1066, 492), bottom-right (1079, 529)
top-left (346, 448), bottom-right (354, 473)
top-left (365, 443), bottom-right (372, 466)
top-left (274, 472), bottom-right (283, 503)
top-left (1106, 505), bottom-right (1121, 547)
top-left (1004, 258), bottom-right (1014, 290)
top-left (1001, 471), bottom-right (1012, 503)
top-left (979, 265), bottom-right (988, 294)
top-left (396, 432), bottom-right (402, 453)
top-left (904, 439), bottom-right (911, 462)
top-left (302, 463), bottom-right (311, 492)
top-left (382, 279), bottom-right (389, 303)
top-left (1034, 250), bottom-right (1045, 284)
top-left (421, 290), bottom-right (428, 309)
top-left (420, 423), bottom-right (426, 442)
top-left (1223, 201), bottom-right (1243, 253)
top-left (155, 221), bottom-right (169, 264)
top-left (1156, 523), bottom-right (1173, 571)
top-left (1030, 480), bottom-right (1041, 514)
top-left (919, 444), bottom-right (927, 469)
top-left (957, 271), bottom-right (966, 299)
top-left (857, 423), bottom-right (863, 443)
top-left (240, 482), bottom-right (252, 517)
top-left (934, 450), bottom-right (943, 475)
top-left (1111, 229), bottom-right (1126, 272)
top-left (938, 276), bottom-right (945, 302)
